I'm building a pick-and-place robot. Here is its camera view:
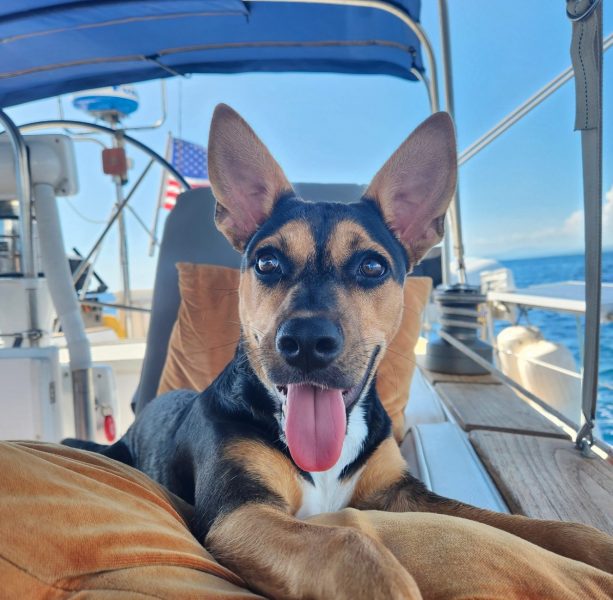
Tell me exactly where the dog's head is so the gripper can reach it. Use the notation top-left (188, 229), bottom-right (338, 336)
top-left (208, 104), bottom-right (456, 472)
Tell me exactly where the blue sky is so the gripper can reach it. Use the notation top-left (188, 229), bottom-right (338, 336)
top-left (6, 2), bottom-right (612, 291)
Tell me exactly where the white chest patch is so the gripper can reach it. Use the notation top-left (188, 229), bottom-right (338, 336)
top-left (295, 401), bottom-right (369, 519)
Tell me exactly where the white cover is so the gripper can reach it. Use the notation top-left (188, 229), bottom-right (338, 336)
top-left (413, 422), bottom-right (509, 513)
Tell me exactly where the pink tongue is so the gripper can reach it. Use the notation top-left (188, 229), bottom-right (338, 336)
top-left (285, 384), bottom-right (346, 472)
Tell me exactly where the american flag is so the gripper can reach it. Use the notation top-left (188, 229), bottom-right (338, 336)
top-left (160, 136), bottom-right (209, 210)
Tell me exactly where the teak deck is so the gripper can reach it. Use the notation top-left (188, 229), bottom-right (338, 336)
top-left (470, 431), bottom-right (613, 534)
top-left (435, 382), bottom-right (567, 439)
top-left (419, 365), bottom-right (613, 534)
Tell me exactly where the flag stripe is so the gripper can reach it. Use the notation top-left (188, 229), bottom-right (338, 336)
top-left (160, 136), bottom-right (210, 211)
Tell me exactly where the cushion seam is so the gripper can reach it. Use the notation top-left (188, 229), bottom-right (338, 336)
top-left (0, 554), bottom-right (238, 599)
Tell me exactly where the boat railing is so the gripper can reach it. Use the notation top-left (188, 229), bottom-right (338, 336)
top-left (488, 339), bottom-right (613, 393)
top-left (483, 282), bottom-right (613, 402)
top-left (485, 282), bottom-right (613, 322)
top-left (475, 280), bottom-right (613, 454)
top-left (436, 327), bottom-right (612, 460)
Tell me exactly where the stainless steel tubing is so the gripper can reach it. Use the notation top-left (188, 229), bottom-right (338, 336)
top-left (34, 182), bottom-right (95, 440)
top-left (71, 367), bottom-right (96, 440)
top-left (0, 109), bottom-right (40, 345)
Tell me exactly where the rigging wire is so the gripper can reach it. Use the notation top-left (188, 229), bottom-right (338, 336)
top-left (64, 197), bottom-right (107, 225)
top-left (178, 78), bottom-right (183, 139)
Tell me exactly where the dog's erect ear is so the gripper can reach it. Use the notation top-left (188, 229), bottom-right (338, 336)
top-left (208, 104), bottom-right (293, 250)
top-left (364, 112), bottom-right (457, 267)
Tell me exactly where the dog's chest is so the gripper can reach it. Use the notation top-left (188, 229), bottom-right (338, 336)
top-left (295, 404), bottom-right (368, 519)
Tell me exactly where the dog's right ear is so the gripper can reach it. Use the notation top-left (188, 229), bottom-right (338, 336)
top-left (364, 112), bottom-right (457, 268)
top-left (208, 104), bottom-right (293, 251)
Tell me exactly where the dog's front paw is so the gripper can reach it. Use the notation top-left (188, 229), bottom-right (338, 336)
top-left (207, 509), bottom-right (421, 600)
top-left (305, 528), bottom-right (421, 600)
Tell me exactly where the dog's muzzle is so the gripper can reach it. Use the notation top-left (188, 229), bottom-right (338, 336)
top-left (275, 317), bottom-right (343, 372)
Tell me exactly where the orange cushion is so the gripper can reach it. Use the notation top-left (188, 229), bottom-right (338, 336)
top-left (1, 441), bottom-right (611, 599)
top-left (0, 441), bottom-right (259, 599)
top-left (158, 263), bottom-right (431, 441)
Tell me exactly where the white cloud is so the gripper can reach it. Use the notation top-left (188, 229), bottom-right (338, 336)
top-left (470, 184), bottom-right (613, 257)
top-left (561, 208), bottom-right (583, 236)
top-left (559, 184), bottom-right (613, 244)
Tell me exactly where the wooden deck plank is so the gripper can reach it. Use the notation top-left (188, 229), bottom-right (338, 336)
top-left (417, 365), bottom-right (499, 386)
top-left (470, 431), bottom-right (613, 534)
top-left (436, 382), bottom-right (568, 438)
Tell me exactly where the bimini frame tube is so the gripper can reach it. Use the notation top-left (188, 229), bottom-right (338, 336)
top-left (0, 109), bottom-right (40, 345)
top-left (248, 0), bottom-right (455, 281)
top-left (437, 0), bottom-right (466, 285)
top-left (0, 111), bottom-right (96, 438)
top-left (250, 0), bottom-right (440, 111)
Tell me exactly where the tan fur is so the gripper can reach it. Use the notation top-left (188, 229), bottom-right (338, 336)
top-left (206, 106), bottom-right (613, 590)
top-left (240, 217), bottom-right (406, 391)
top-left (326, 220), bottom-right (394, 268)
top-left (255, 220), bottom-right (315, 272)
top-left (351, 437), bottom-right (407, 507)
top-left (208, 104), bottom-right (293, 250)
top-left (239, 221), bottom-right (316, 386)
top-left (333, 276), bottom-right (403, 356)
top-left (206, 504), bottom-right (422, 600)
top-left (365, 112), bottom-right (457, 265)
top-left (238, 264), bottom-right (288, 385)
top-left (326, 220), bottom-right (404, 334)
top-left (328, 221), bottom-right (405, 381)
top-left (349, 455), bottom-right (613, 574)
top-left (225, 440), bottom-right (302, 514)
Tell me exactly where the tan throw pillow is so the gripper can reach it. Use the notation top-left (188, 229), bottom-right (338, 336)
top-left (158, 264), bottom-right (241, 395)
top-left (159, 263), bottom-right (431, 441)
top-left (376, 277), bottom-right (431, 441)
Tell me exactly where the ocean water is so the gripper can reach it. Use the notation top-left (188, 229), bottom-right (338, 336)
top-left (500, 251), bottom-right (613, 445)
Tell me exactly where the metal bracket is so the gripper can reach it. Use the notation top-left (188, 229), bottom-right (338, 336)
top-left (567, 0), bottom-right (602, 22)
top-left (575, 421), bottom-right (596, 457)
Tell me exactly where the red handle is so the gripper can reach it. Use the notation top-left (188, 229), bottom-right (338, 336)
top-left (104, 414), bottom-right (116, 442)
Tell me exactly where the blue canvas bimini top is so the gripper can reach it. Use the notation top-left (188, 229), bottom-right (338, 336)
top-left (0, 0), bottom-right (423, 108)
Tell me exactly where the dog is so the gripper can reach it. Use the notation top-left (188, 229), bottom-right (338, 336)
top-left (67, 104), bottom-right (612, 599)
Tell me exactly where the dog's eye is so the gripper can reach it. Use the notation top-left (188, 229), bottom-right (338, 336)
top-left (359, 257), bottom-right (386, 278)
top-left (256, 254), bottom-right (280, 275)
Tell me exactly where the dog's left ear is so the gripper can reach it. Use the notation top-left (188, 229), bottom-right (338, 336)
top-left (208, 103), bottom-right (294, 251)
top-left (364, 112), bottom-right (457, 267)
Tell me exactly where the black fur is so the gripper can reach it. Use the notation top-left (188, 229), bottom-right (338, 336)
top-left (65, 197), bottom-right (402, 541)
top-left (245, 196), bottom-right (409, 282)
top-left (84, 342), bottom-right (391, 539)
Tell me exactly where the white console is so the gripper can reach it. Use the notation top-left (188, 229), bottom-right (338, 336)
top-left (0, 134), bottom-right (78, 199)
top-left (0, 347), bottom-right (120, 444)
top-left (0, 346), bottom-right (69, 441)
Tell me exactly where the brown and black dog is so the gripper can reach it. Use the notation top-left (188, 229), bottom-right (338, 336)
top-left (68, 104), bottom-right (612, 598)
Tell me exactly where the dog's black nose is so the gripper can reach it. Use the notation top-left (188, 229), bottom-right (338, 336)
top-left (276, 318), bottom-right (343, 371)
